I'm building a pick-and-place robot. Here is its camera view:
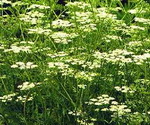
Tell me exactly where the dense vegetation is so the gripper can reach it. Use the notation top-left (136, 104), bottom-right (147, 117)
top-left (0, 0), bottom-right (150, 124)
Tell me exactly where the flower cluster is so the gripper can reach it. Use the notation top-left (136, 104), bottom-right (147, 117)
top-left (102, 103), bottom-right (131, 117)
top-left (52, 19), bottom-right (73, 28)
top-left (85, 94), bottom-right (115, 106)
top-left (48, 62), bottom-right (69, 69)
top-left (28, 27), bottom-right (52, 35)
top-left (27, 4), bottom-right (50, 10)
top-left (134, 17), bottom-right (150, 25)
top-left (16, 95), bottom-right (33, 102)
top-left (94, 49), bottom-right (150, 65)
top-left (128, 9), bottom-right (146, 14)
top-left (94, 49), bottom-right (133, 64)
top-left (0, 0), bottom-right (11, 5)
top-left (94, 7), bottom-right (117, 20)
top-left (75, 71), bottom-right (98, 81)
top-left (0, 93), bottom-right (33, 103)
top-left (105, 35), bottom-right (122, 41)
top-left (47, 51), bottom-right (68, 58)
top-left (12, 1), bottom-right (27, 7)
top-left (129, 25), bottom-right (145, 31)
top-left (0, 93), bottom-right (16, 102)
top-left (127, 41), bottom-right (142, 48)
top-left (17, 82), bottom-right (41, 91)
top-left (11, 62), bottom-right (38, 69)
top-left (4, 45), bottom-right (32, 53)
top-left (0, 44), bottom-right (5, 50)
top-left (114, 86), bottom-right (134, 93)
top-left (50, 31), bottom-right (78, 44)
top-left (78, 84), bottom-right (87, 89)
top-left (20, 11), bottom-right (45, 24)
top-left (135, 79), bottom-right (150, 84)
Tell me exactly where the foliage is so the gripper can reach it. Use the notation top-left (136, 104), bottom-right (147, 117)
top-left (0, 0), bottom-right (150, 124)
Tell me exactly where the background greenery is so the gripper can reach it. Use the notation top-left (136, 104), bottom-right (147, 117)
top-left (0, 0), bottom-right (150, 124)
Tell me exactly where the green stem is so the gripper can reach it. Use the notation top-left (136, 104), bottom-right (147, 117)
top-left (1, 78), bottom-right (8, 93)
top-left (59, 81), bottom-right (76, 108)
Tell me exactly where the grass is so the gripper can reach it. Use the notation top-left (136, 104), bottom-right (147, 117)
top-left (0, 0), bottom-right (150, 124)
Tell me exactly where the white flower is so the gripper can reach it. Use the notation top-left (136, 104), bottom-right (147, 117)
top-left (51, 32), bottom-right (70, 39)
top-left (90, 98), bottom-right (97, 102)
top-left (4, 45), bottom-right (31, 53)
top-left (111, 101), bottom-right (118, 105)
top-left (128, 9), bottom-right (138, 14)
top-left (130, 25), bottom-right (145, 30)
top-left (28, 4), bottom-right (50, 9)
top-left (18, 82), bottom-right (35, 90)
top-left (28, 28), bottom-right (52, 35)
top-left (134, 17), bottom-right (150, 25)
top-left (114, 86), bottom-right (121, 91)
top-left (95, 102), bottom-right (102, 105)
top-left (11, 62), bottom-right (38, 69)
top-left (124, 109), bottom-right (131, 113)
top-left (101, 108), bottom-right (108, 111)
top-left (0, 93), bottom-right (16, 102)
top-left (101, 94), bottom-right (109, 98)
top-left (52, 19), bottom-right (73, 28)
top-left (16, 95), bottom-right (33, 102)
top-left (11, 64), bottom-right (18, 68)
top-left (12, 1), bottom-right (27, 7)
top-left (48, 62), bottom-right (55, 68)
top-left (78, 84), bottom-right (87, 89)
top-left (0, 0), bottom-right (11, 4)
